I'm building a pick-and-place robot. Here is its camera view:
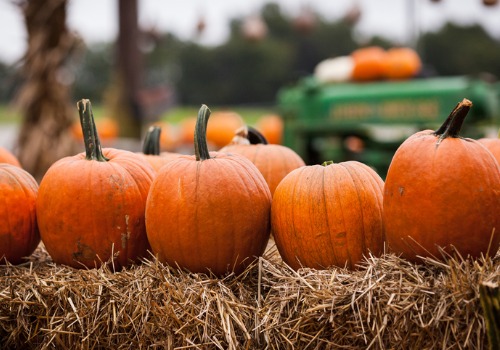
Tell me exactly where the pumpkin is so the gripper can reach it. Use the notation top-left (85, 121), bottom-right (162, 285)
top-left (37, 99), bottom-right (155, 269)
top-left (351, 46), bottom-right (387, 81)
top-left (0, 164), bottom-right (40, 264)
top-left (384, 99), bottom-right (500, 263)
top-left (0, 147), bottom-right (21, 167)
top-left (178, 116), bottom-right (197, 145)
top-left (478, 130), bottom-right (500, 165)
top-left (155, 121), bottom-right (179, 151)
top-left (271, 160), bottom-right (385, 270)
top-left (382, 47), bottom-right (422, 80)
top-left (205, 110), bottom-right (245, 149)
top-left (139, 125), bottom-right (181, 173)
top-left (220, 126), bottom-right (305, 195)
top-left (146, 105), bottom-right (272, 276)
top-left (255, 114), bottom-right (284, 144)
top-left (71, 116), bottom-right (119, 145)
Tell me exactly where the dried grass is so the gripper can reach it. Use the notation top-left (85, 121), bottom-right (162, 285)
top-left (1, 240), bottom-right (498, 349)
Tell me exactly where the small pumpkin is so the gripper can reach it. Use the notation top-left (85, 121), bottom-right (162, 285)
top-left (382, 47), bottom-right (422, 80)
top-left (37, 99), bottom-right (155, 269)
top-left (271, 160), bottom-right (385, 270)
top-left (220, 126), bottom-right (305, 195)
top-left (351, 46), bottom-right (387, 81)
top-left (384, 99), bottom-right (500, 262)
top-left (255, 114), bottom-right (284, 145)
top-left (139, 125), bottom-right (181, 173)
top-left (205, 110), bottom-right (245, 149)
top-left (146, 105), bottom-right (271, 276)
top-left (0, 147), bottom-right (21, 167)
top-left (0, 164), bottom-right (40, 264)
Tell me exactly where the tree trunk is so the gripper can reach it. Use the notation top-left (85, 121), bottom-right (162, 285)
top-left (105, 0), bottom-right (143, 139)
top-left (15, 0), bottom-right (79, 182)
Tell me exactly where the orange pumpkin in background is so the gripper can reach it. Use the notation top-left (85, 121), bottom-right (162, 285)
top-left (478, 130), bottom-right (500, 165)
top-left (255, 114), bottom-right (284, 145)
top-left (351, 46), bottom-right (387, 81)
top-left (139, 125), bottom-right (181, 173)
top-left (220, 126), bottom-right (305, 195)
top-left (205, 110), bottom-right (245, 149)
top-left (178, 116), bottom-right (198, 146)
top-left (0, 147), bottom-right (21, 167)
top-left (382, 47), bottom-right (422, 80)
top-left (71, 116), bottom-right (119, 144)
top-left (154, 121), bottom-right (179, 152)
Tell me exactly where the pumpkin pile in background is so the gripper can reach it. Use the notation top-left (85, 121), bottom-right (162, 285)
top-left (314, 45), bottom-right (422, 84)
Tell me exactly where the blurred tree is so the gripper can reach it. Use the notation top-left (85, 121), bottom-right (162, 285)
top-left (419, 22), bottom-right (500, 78)
top-left (104, 0), bottom-right (144, 139)
top-left (15, 0), bottom-right (80, 181)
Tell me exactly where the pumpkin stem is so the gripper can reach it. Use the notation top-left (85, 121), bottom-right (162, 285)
top-left (322, 160), bottom-right (334, 166)
top-left (143, 125), bottom-right (161, 155)
top-left (77, 99), bottom-right (109, 162)
top-left (434, 98), bottom-right (472, 142)
top-left (247, 126), bottom-right (269, 145)
top-left (194, 104), bottom-right (212, 161)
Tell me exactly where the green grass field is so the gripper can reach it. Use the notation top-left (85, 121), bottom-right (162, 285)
top-left (0, 104), bottom-right (277, 126)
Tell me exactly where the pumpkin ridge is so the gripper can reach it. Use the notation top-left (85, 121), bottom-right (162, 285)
top-left (321, 165), bottom-right (339, 268)
top-left (342, 163), bottom-right (368, 259)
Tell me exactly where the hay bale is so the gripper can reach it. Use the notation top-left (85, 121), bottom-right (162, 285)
top-left (1, 241), bottom-right (498, 349)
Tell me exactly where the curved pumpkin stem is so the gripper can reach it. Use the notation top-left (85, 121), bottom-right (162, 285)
top-left (322, 160), bottom-right (334, 166)
top-left (247, 126), bottom-right (269, 145)
top-left (143, 125), bottom-right (161, 155)
top-left (194, 104), bottom-right (211, 161)
top-left (77, 99), bottom-right (108, 162)
top-left (434, 98), bottom-right (472, 143)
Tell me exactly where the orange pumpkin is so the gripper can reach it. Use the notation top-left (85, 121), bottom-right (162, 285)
top-left (37, 99), bottom-right (155, 269)
top-left (146, 105), bottom-right (271, 276)
top-left (478, 131), bottom-right (500, 165)
top-left (0, 164), bottom-right (40, 264)
top-left (382, 47), bottom-right (422, 80)
top-left (205, 110), bottom-right (245, 149)
top-left (139, 125), bottom-right (181, 173)
top-left (154, 121), bottom-right (179, 151)
top-left (271, 160), bottom-right (385, 270)
top-left (351, 46), bottom-right (387, 81)
top-left (178, 116), bottom-right (197, 145)
top-left (71, 116), bottom-right (119, 145)
top-left (220, 126), bottom-right (305, 195)
top-left (384, 99), bottom-right (500, 262)
top-left (0, 147), bottom-right (21, 167)
top-left (255, 114), bottom-right (284, 144)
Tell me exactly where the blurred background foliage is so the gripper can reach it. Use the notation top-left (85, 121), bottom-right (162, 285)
top-left (0, 3), bottom-right (499, 108)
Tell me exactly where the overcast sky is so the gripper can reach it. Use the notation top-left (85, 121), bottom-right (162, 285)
top-left (1, 0), bottom-right (499, 64)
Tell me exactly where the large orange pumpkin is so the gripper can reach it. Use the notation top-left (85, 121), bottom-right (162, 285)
top-left (351, 46), bottom-right (387, 81)
top-left (271, 160), bottom-right (385, 270)
top-left (0, 164), bottom-right (40, 264)
top-left (220, 126), bottom-right (305, 195)
top-left (146, 105), bottom-right (271, 276)
top-left (139, 125), bottom-right (181, 173)
top-left (384, 99), bottom-right (500, 262)
top-left (382, 47), bottom-right (422, 80)
top-left (37, 99), bottom-right (155, 269)
top-left (0, 147), bottom-right (21, 167)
